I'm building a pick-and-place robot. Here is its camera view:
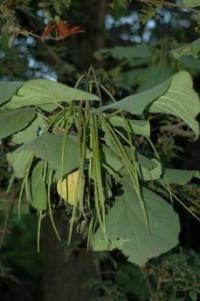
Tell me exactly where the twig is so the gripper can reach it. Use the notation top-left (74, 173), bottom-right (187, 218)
top-left (89, 66), bottom-right (103, 107)
top-left (138, 0), bottom-right (200, 14)
top-left (144, 272), bottom-right (157, 300)
top-left (160, 123), bottom-right (194, 138)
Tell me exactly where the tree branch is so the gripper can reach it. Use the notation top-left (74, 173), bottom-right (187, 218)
top-left (138, 0), bottom-right (200, 14)
top-left (160, 123), bottom-right (195, 138)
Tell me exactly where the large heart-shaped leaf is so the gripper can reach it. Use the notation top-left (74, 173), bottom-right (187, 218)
top-left (22, 133), bottom-right (79, 176)
top-left (92, 181), bottom-right (180, 266)
top-left (0, 107), bottom-right (35, 139)
top-left (0, 81), bottom-right (22, 106)
top-left (30, 161), bottom-right (47, 211)
top-left (100, 78), bottom-right (170, 115)
top-left (6, 79), bottom-right (99, 108)
top-left (150, 71), bottom-right (200, 138)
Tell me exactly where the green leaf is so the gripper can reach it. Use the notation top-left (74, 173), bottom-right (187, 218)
top-left (104, 129), bottom-right (158, 172)
top-left (30, 161), bottom-right (47, 211)
top-left (150, 71), bottom-right (200, 138)
top-left (39, 103), bottom-right (58, 112)
top-left (183, 0), bottom-right (200, 7)
top-left (171, 39), bottom-right (200, 59)
top-left (92, 181), bottom-right (180, 266)
top-left (6, 79), bottom-right (99, 108)
top-left (96, 45), bottom-right (151, 62)
top-left (137, 65), bottom-right (174, 92)
top-left (103, 144), bottom-right (124, 172)
top-left (0, 107), bottom-right (35, 139)
top-left (116, 263), bottom-right (149, 299)
top-left (179, 56), bottom-right (200, 72)
top-left (103, 143), bottom-right (160, 181)
top-left (139, 159), bottom-right (163, 181)
top-left (7, 150), bottom-right (33, 178)
top-left (136, 153), bottom-right (158, 170)
top-left (12, 115), bottom-right (47, 144)
top-left (194, 171), bottom-right (200, 179)
top-left (121, 69), bottom-right (145, 87)
top-left (22, 133), bottom-right (79, 176)
top-left (169, 296), bottom-right (184, 301)
top-left (0, 81), bottom-right (22, 106)
top-left (189, 291), bottom-right (198, 301)
top-left (160, 168), bottom-right (198, 185)
top-left (108, 115), bottom-right (150, 137)
top-left (100, 78), bottom-right (170, 115)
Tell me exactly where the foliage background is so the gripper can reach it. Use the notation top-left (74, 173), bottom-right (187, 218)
top-left (0, 1), bottom-right (200, 301)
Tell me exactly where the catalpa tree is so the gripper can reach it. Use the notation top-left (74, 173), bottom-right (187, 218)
top-left (0, 69), bottom-right (199, 266)
top-left (0, 0), bottom-right (200, 268)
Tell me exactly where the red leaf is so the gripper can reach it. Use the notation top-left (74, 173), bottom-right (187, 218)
top-left (42, 20), bottom-right (84, 40)
top-left (57, 21), bottom-right (84, 39)
top-left (42, 22), bottom-right (56, 38)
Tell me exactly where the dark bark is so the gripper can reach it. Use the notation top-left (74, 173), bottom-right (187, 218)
top-left (95, 0), bottom-right (106, 50)
top-left (41, 211), bottom-right (99, 301)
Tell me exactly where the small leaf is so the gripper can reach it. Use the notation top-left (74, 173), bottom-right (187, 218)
top-left (150, 71), bottom-right (200, 138)
top-left (103, 131), bottom-right (158, 172)
top-left (103, 144), bottom-right (123, 172)
top-left (57, 170), bottom-right (80, 205)
top-left (0, 81), bottom-right (22, 106)
top-left (108, 115), bottom-right (150, 137)
top-left (12, 115), bottom-right (47, 144)
top-left (22, 133), bottom-right (79, 176)
top-left (39, 103), bottom-right (58, 112)
top-left (6, 79), bottom-right (99, 108)
top-left (0, 107), bottom-right (35, 139)
top-left (139, 159), bottom-right (163, 181)
top-left (160, 169), bottom-right (199, 185)
top-left (30, 161), bottom-right (47, 211)
top-left (7, 150), bottom-right (33, 178)
top-left (136, 153), bottom-right (158, 170)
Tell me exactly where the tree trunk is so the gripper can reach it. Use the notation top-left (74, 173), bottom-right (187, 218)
top-left (41, 211), bottom-right (99, 301)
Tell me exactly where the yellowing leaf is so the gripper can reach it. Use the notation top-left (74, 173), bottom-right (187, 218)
top-left (57, 170), bottom-right (80, 205)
